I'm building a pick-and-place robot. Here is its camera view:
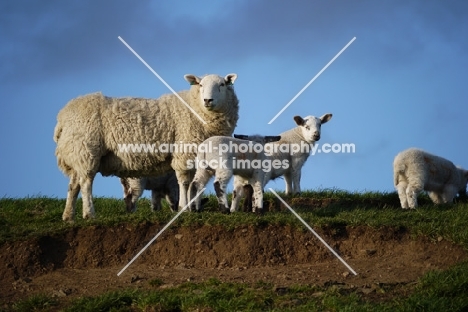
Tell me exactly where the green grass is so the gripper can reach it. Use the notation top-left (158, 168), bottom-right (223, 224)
top-left (1, 190), bottom-right (468, 311)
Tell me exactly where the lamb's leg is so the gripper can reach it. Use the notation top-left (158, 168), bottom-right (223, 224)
top-left (284, 172), bottom-right (293, 195)
top-left (230, 178), bottom-right (244, 213)
top-left (81, 175), bottom-right (95, 219)
top-left (428, 191), bottom-right (444, 205)
top-left (213, 176), bottom-right (231, 214)
top-left (252, 180), bottom-right (264, 214)
top-left (151, 190), bottom-right (164, 211)
top-left (62, 172), bottom-right (80, 222)
top-left (189, 171), bottom-right (211, 212)
top-left (441, 185), bottom-right (458, 204)
top-left (396, 182), bottom-right (409, 209)
top-left (126, 181), bottom-right (144, 213)
top-left (242, 184), bottom-right (254, 212)
top-left (291, 169), bottom-right (302, 195)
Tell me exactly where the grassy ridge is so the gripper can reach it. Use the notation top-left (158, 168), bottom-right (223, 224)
top-left (1, 190), bottom-right (468, 311)
top-left (1, 190), bottom-right (468, 247)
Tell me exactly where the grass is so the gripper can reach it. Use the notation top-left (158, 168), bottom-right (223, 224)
top-left (1, 190), bottom-right (468, 311)
top-left (9, 264), bottom-right (468, 311)
top-left (1, 190), bottom-right (468, 246)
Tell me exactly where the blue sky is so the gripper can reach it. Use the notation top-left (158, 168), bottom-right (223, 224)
top-left (1, 0), bottom-right (467, 199)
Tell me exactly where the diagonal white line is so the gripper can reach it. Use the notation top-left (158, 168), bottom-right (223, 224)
top-left (269, 188), bottom-right (358, 275)
top-left (268, 37), bottom-right (356, 124)
top-left (118, 36), bottom-right (207, 124)
top-left (117, 188), bottom-right (206, 276)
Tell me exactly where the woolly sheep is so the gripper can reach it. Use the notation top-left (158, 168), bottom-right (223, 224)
top-left (120, 171), bottom-right (178, 212)
top-left (54, 73), bottom-right (239, 221)
top-left (393, 148), bottom-right (468, 209)
top-left (231, 113), bottom-right (332, 212)
top-left (188, 134), bottom-right (281, 213)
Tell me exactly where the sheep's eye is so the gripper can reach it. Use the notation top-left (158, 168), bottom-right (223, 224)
top-left (305, 126), bottom-right (310, 130)
top-left (220, 83), bottom-right (225, 87)
top-left (199, 84), bottom-right (203, 88)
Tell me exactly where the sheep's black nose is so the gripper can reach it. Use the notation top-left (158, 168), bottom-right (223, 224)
top-left (204, 99), bottom-right (213, 106)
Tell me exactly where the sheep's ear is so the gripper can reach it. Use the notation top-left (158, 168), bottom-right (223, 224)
top-left (265, 136), bottom-right (281, 143)
top-left (234, 134), bottom-right (248, 140)
top-left (225, 73), bottom-right (237, 85)
top-left (184, 74), bottom-right (201, 85)
top-left (320, 113), bottom-right (333, 124)
top-left (293, 116), bottom-right (305, 126)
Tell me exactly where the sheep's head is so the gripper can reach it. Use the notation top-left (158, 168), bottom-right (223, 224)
top-left (184, 73), bottom-right (237, 112)
top-left (293, 113), bottom-right (332, 143)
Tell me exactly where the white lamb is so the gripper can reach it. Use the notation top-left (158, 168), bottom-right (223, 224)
top-left (54, 73), bottom-right (239, 221)
top-left (393, 148), bottom-right (468, 209)
top-left (188, 134), bottom-right (281, 213)
top-left (120, 171), bottom-right (179, 212)
top-left (231, 113), bottom-right (333, 212)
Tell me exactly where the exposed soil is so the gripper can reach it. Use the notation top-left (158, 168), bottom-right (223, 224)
top-left (1, 216), bottom-right (467, 308)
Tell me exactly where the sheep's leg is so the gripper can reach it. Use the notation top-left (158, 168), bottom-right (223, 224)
top-left (62, 172), bottom-right (80, 222)
top-left (176, 170), bottom-right (192, 211)
top-left (284, 172), bottom-right (293, 195)
top-left (81, 175), bottom-right (95, 219)
top-left (230, 178), bottom-right (244, 213)
top-left (406, 184), bottom-right (420, 209)
top-left (396, 182), bottom-right (409, 209)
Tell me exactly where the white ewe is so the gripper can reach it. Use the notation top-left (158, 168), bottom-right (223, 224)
top-left (393, 148), bottom-right (468, 208)
top-left (188, 134), bottom-right (281, 213)
top-left (231, 113), bottom-right (332, 212)
top-left (54, 73), bottom-right (239, 221)
top-left (120, 171), bottom-right (178, 212)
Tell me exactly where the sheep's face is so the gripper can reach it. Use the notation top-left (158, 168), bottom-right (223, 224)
top-left (293, 113), bottom-right (332, 143)
top-left (185, 73), bottom-right (237, 112)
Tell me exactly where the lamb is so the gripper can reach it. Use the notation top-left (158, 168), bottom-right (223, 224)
top-left (230, 113), bottom-right (332, 212)
top-left (188, 134), bottom-right (281, 213)
top-left (393, 148), bottom-right (468, 209)
top-left (120, 171), bottom-right (179, 212)
top-left (54, 73), bottom-right (239, 221)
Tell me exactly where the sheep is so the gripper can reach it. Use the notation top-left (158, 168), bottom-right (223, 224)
top-left (188, 134), bottom-right (282, 213)
top-left (393, 148), bottom-right (468, 209)
top-left (120, 171), bottom-right (179, 212)
top-left (54, 73), bottom-right (239, 221)
top-left (230, 113), bottom-right (333, 212)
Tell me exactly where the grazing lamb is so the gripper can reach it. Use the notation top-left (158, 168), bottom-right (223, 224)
top-left (230, 113), bottom-right (332, 212)
top-left (54, 73), bottom-right (239, 221)
top-left (188, 134), bottom-right (281, 213)
top-left (393, 148), bottom-right (468, 209)
top-left (120, 171), bottom-right (179, 212)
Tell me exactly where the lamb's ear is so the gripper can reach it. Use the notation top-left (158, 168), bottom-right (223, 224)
top-left (184, 74), bottom-right (201, 85)
top-left (265, 136), bottom-right (281, 143)
top-left (320, 113), bottom-right (333, 124)
top-left (225, 73), bottom-right (237, 85)
top-left (293, 116), bottom-right (305, 126)
top-left (234, 134), bottom-right (248, 140)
